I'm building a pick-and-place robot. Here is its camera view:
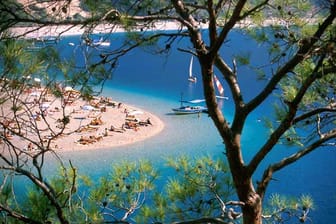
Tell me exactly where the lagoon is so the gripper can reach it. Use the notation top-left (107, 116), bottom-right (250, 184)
top-left (46, 30), bottom-right (336, 223)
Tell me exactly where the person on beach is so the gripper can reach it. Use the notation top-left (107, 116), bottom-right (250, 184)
top-left (27, 142), bottom-right (33, 151)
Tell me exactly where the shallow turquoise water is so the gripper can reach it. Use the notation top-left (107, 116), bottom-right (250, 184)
top-left (41, 31), bottom-right (336, 222)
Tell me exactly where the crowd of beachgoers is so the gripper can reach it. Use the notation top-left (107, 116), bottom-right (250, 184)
top-left (0, 83), bottom-right (164, 152)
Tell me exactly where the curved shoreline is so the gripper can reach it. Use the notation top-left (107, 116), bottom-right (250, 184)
top-left (47, 98), bottom-right (165, 152)
top-left (1, 88), bottom-right (165, 152)
top-left (58, 102), bottom-right (165, 151)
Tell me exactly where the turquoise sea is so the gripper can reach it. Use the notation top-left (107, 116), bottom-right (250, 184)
top-left (37, 30), bottom-right (335, 222)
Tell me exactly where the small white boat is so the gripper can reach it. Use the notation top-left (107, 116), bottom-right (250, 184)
top-left (83, 37), bottom-right (110, 47)
top-left (188, 56), bottom-right (197, 83)
top-left (91, 37), bottom-right (110, 47)
top-left (172, 105), bottom-right (208, 114)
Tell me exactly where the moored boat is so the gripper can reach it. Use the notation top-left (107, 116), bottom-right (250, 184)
top-left (172, 105), bottom-right (208, 114)
top-left (83, 37), bottom-right (110, 47)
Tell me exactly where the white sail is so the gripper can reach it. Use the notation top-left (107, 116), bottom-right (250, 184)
top-left (188, 56), bottom-right (197, 82)
top-left (189, 56), bottom-right (193, 78)
top-left (187, 99), bottom-right (206, 104)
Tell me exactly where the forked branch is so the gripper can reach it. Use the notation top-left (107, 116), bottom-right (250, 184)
top-left (257, 129), bottom-right (336, 196)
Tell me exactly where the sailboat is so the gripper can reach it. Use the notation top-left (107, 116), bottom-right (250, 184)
top-left (83, 37), bottom-right (110, 47)
top-left (172, 93), bottom-right (207, 114)
top-left (188, 56), bottom-right (197, 83)
top-left (214, 74), bottom-right (229, 100)
top-left (92, 37), bottom-right (110, 47)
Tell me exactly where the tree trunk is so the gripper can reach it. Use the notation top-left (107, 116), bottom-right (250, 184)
top-left (228, 157), bottom-right (263, 224)
top-left (226, 142), bottom-right (263, 224)
top-left (198, 54), bottom-right (263, 224)
top-left (240, 190), bottom-right (262, 224)
top-left (228, 162), bottom-right (262, 223)
top-left (223, 141), bottom-right (263, 224)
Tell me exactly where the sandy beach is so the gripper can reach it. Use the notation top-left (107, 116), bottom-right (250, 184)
top-left (50, 97), bottom-right (165, 151)
top-left (9, 21), bottom-right (192, 38)
top-left (1, 86), bottom-right (164, 152)
top-left (9, 0), bottom-right (317, 38)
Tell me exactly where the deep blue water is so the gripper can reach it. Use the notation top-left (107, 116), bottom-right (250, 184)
top-left (41, 31), bottom-right (335, 222)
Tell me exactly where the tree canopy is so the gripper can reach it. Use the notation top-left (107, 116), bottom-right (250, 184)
top-left (0, 0), bottom-right (335, 223)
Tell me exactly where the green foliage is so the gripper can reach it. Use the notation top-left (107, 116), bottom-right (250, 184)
top-left (0, 39), bottom-right (60, 89)
top-left (89, 160), bottom-right (159, 222)
top-left (296, 61), bottom-right (336, 110)
top-left (123, 31), bottom-right (160, 50)
top-left (279, 55), bottom-right (335, 111)
top-left (300, 194), bottom-right (314, 210)
top-left (0, 156), bottom-right (317, 224)
top-left (281, 127), bottom-right (304, 147)
top-left (235, 52), bottom-right (251, 66)
top-left (81, 0), bottom-right (112, 15)
top-left (264, 193), bottom-right (314, 223)
top-left (142, 155), bottom-right (234, 223)
top-left (120, 15), bottom-right (137, 30)
top-left (13, 166), bottom-right (91, 223)
top-left (0, 40), bottom-right (29, 77)
top-left (0, 182), bottom-right (13, 205)
top-left (0, 35), bottom-right (111, 99)
top-left (282, 83), bottom-right (298, 102)
top-left (273, 102), bottom-right (287, 122)
top-left (272, 101), bottom-right (304, 147)
top-left (24, 188), bottom-right (57, 222)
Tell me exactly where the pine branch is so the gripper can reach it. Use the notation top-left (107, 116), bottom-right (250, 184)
top-left (257, 129), bottom-right (336, 196)
top-left (171, 0), bottom-right (200, 30)
top-left (293, 106), bottom-right (336, 125)
top-left (0, 203), bottom-right (43, 224)
top-left (246, 10), bottom-right (336, 114)
top-left (247, 43), bottom-right (335, 177)
top-left (212, 0), bottom-right (248, 53)
top-left (239, 0), bottom-right (270, 20)
top-left (0, 165), bottom-right (69, 224)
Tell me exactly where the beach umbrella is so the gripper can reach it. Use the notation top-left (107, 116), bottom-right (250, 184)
top-left (64, 86), bottom-right (73, 92)
top-left (40, 103), bottom-right (50, 110)
top-left (128, 110), bottom-right (143, 116)
top-left (82, 105), bottom-right (95, 111)
top-left (30, 91), bottom-right (40, 97)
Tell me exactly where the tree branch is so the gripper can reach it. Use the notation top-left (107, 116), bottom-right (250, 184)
top-left (239, 0), bottom-right (270, 21)
top-left (247, 52), bottom-right (330, 177)
top-left (211, 0), bottom-right (248, 53)
top-left (207, 0), bottom-right (218, 46)
top-left (171, 0), bottom-right (206, 54)
top-left (214, 55), bottom-right (247, 135)
top-left (257, 129), bottom-right (336, 196)
top-left (0, 166), bottom-right (69, 224)
top-left (245, 10), bottom-right (336, 114)
top-left (171, 0), bottom-right (199, 30)
top-left (293, 106), bottom-right (336, 125)
top-left (0, 204), bottom-right (43, 224)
